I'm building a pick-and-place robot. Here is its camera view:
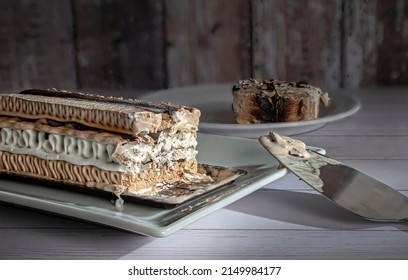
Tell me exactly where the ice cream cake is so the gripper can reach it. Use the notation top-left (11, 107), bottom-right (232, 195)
top-left (232, 79), bottom-right (330, 124)
top-left (0, 89), bottom-right (211, 197)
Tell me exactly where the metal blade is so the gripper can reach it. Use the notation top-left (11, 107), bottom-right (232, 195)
top-left (305, 151), bottom-right (408, 221)
top-left (259, 133), bottom-right (408, 222)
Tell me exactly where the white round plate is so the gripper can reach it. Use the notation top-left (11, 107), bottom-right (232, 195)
top-left (140, 83), bottom-right (361, 138)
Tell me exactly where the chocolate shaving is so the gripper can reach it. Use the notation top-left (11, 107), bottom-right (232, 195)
top-left (254, 93), bottom-right (276, 123)
top-left (148, 132), bottom-right (161, 142)
top-left (296, 80), bottom-right (309, 87)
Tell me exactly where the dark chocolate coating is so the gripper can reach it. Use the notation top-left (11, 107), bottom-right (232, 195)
top-left (19, 88), bottom-right (178, 114)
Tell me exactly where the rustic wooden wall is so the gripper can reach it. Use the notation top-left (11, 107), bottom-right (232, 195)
top-left (0, 0), bottom-right (76, 91)
top-left (73, 0), bottom-right (164, 90)
top-left (343, 0), bottom-right (408, 87)
top-left (164, 0), bottom-right (252, 87)
top-left (252, 0), bottom-right (343, 89)
top-left (1, 0), bottom-right (407, 92)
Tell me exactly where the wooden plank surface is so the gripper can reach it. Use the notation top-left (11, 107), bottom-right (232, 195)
top-left (1, 190), bottom-right (407, 231)
top-left (1, 185), bottom-right (407, 260)
top-left (0, 227), bottom-right (407, 260)
top-left (164, 0), bottom-right (252, 87)
top-left (252, 0), bottom-right (342, 90)
top-left (0, 0), bottom-right (76, 91)
top-left (73, 0), bottom-right (164, 91)
top-left (0, 221), bottom-right (407, 259)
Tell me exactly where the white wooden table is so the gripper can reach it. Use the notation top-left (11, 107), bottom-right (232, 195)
top-left (0, 88), bottom-right (407, 259)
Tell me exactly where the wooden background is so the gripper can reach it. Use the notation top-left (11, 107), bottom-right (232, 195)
top-left (1, 0), bottom-right (408, 93)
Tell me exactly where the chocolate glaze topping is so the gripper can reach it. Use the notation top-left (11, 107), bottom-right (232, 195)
top-left (45, 119), bottom-right (137, 140)
top-left (19, 88), bottom-right (179, 114)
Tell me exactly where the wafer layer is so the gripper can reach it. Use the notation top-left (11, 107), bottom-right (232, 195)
top-left (0, 151), bottom-right (206, 192)
top-left (0, 90), bottom-right (200, 136)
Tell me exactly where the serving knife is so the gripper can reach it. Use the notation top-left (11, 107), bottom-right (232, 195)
top-left (259, 132), bottom-right (408, 222)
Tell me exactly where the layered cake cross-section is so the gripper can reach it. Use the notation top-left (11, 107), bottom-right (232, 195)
top-left (0, 89), bottom-right (211, 197)
top-left (232, 79), bottom-right (330, 124)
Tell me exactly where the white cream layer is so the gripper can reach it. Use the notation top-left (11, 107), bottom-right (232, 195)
top-left (0, 127), bottom-right (197, 173)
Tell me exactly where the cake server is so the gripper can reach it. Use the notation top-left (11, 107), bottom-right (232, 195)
top-left (259, 132), bottom-right (408, 222)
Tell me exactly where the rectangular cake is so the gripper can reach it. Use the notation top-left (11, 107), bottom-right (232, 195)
top-left (0, 89), bottom-right (211, 197)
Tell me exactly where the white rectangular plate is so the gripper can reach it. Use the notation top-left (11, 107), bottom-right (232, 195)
top-left (0, 134), bottom-right (292, 237)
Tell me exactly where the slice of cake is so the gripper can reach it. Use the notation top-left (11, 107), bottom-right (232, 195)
top-left (232, 79), bottom-right (330, 124)
top-left (0, 89), bottom-right (211, 197)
